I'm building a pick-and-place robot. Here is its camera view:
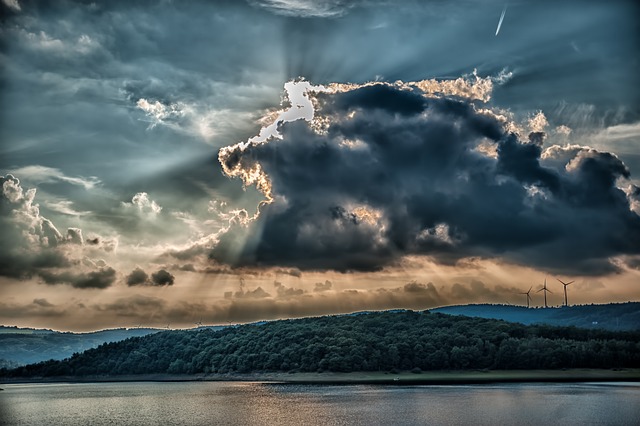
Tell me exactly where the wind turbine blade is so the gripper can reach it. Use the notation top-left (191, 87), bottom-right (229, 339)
top-left (495, 4), bottom-right (508, 36)
top-left (566, 281), bottom-right (574, 285)
top-left (556, 278), bottom-right (566, 285)
top-left (536, 288), bottom-right (544, 293)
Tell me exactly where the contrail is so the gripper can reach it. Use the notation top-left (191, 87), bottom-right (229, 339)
top-left (495, 4), bottom-right (508, 36)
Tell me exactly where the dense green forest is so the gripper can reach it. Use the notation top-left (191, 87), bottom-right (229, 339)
top-left (2, 311), bottom-right (639, 377)
top-left (2, 303), bottom-right (636, 368)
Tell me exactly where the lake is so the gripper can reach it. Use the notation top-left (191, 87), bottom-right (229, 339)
top-left (1, 382), bottom-right (638, 425)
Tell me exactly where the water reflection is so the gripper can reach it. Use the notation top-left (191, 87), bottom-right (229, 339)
top-left (1, 382), bottom-right (638, 425)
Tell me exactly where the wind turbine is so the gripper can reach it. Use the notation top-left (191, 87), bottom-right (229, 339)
top-left (519, 286), bottom-right (533, 308)
top-left (194, 319), bottom-right (203, 328)
top-left (556, 278), bottom-right (574, 307)
top-left (536, 278), bottom-right (552, 308)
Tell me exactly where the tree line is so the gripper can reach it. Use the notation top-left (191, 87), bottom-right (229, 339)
top-left (2, 311), bottom-right (639, 377)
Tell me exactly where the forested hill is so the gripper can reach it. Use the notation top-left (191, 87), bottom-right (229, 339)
top-left (431, 302), bottom-right (640, 331)
top-left (3, 311), bottom-right (639, 378)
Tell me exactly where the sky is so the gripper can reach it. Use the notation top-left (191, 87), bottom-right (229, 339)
top-left (1, 0), bottom-right (639, 331)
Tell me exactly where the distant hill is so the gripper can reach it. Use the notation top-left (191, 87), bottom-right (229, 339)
top-left (431, 302), bottom-right (640, 331)
top-left (0, 325), bottom-right (229, 367)
top-left (0, 326), bottom-right (163, 366)
top-left (3, 311), bottom-right (639, 378)
top-left (0, 326), bottom-right (57, 335)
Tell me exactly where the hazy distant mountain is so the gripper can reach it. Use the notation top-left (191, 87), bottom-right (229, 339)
top-left (0, 326), bottom-right (163, 366)
top-left (0, 325), bottom-right (231, 367)
top-left (431, 302), bottom-right (640, 331)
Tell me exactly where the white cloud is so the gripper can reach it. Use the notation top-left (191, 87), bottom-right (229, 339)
top-left (45, 200), bottom-right (91, 217)
top-left (1, 174), bottom-right (87, 249)
top-left (416, 223), bottom-right (457, 245)
top-left (580, 121), bottom-right (640, 165)
top-left (9, 165), bottom-right (100, 190)
top-left (136, 98), bottom-right (186, 129)
top-left (327, 69), bottom-right (498, 103)
top-left (135, 98), bottom-right (250, 143)
top-left (2, 0), bottom-right (21, 11)
top-left (17, 29), bottom-right (102, 56)
top-left (595, 121), bottom-right (640, 141)
top-left (528, 111), bottom-right (548, 133)
top-left (248, 80), bottom-right (325, 145)
top-left (249, 0), bottom-right (354, 17)
top-left (75, 34), bottom-right (100, 55)
top-left (124, 192), bottom-right (162, 215)
top-left (492, 68), bottom-right (513, 85)
top-left (555, 125), bottom-right (572, 136)
top-left (21, 30), bottom-right (65, 51)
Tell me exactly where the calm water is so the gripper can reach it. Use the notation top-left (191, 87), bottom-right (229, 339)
top-left (1, 382), bottom-right (639, 425)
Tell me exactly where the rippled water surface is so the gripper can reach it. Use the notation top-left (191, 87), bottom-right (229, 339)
top-left (1, 381), bottom-right (638, 425)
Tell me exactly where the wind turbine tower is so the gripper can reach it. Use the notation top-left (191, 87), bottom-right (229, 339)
top-left (519, 286), bottom-right (533, 308)
top-left (556, 278), bottom-right (575, 307)
top-left (536, 278), bottom-right (552, 308)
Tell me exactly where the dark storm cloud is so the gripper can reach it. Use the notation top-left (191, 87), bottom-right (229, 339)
top-left (126, 267), bottom-right (149, 286)
top-left (449, 280), bottom-right (517, 302)
top-left (216, 279), bottom-right (519, 323)
top-left (225, 286), bottom-right (271, 299)
top-left (332, 84), bottom-right (426, 116)
top-left (33, 298), bottom-right (55, 308)
top-left (222, 281), bottom-right (447, 323)
top-left (151, 269), bottom-right (175, 286)
top-left (177, 263), bottom-right (197, 272)
top-left (626, 258), bottom-right (640, 270)
top-left (125, 267), bottom-right (175, 286)
top-left (0, 300), bottom-right (67, 319)
top-left (39, 267), bottom-right (116, 289)
top-left (274, 268), bottom-right (303, 278)
top-left (66, 228), bottom-right (83, 245)
top-left (314, 280), bottom-right (333, 292)
top-left (215, 84), bottom-right (640, 275)
top-left (403, 282), bottom-right (438, 294)
top-left (273, 281), bottom-right (305, 297)
top-left (93, 294), bottom-right (167, 318)
top-left (0, 248), bottom-right (71, 280)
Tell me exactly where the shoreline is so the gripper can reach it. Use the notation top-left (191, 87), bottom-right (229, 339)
top-left (2, 369), bottom-right (640, 386)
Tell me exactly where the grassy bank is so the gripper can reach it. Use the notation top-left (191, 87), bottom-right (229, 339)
top-left (2, 369), bottom-right (640, 385)
top-left (267, 369), bottom-right (640, 384)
